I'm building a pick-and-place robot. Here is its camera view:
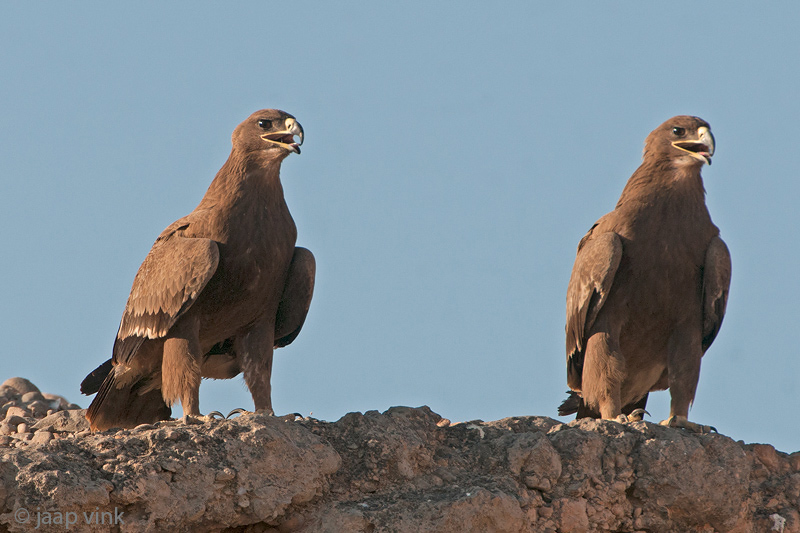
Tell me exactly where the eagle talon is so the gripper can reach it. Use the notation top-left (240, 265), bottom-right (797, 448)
top-left (207, 411), bottom-right (225, 420)
top-left (659, 415), bottom-right (717, 434)
top-left (628, 408), bottom-right (650, 422)
top-left (226, 408), bottom-right (250, 419)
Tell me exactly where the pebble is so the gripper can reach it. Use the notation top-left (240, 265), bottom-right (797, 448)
top-left (215, 468), bottom-right (236, 482)
top-left (17, 423), bottom-right (28, 434)
top-left (1, 377), bottom-right (40, 395)
top-left (21, 391), bottom-right (44, 404)
top-left (30, 431), bottom-right (52, 445)
top-left (27, 400), bottom-right (49, 416)
top-left (5, 406), bottom-right (30, 420)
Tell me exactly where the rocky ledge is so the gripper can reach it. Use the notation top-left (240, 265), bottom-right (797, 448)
top-left (0, 377), bottom-right (798, 533)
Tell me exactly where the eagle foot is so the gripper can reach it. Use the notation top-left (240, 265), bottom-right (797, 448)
top-left (225, 407), bottom-right (276, 419)
top-left (659, 415), bottom-right (717, 434)
top-left (613, 409), bottom-right (649, 424)
top-left (627, 408), bottom-right (650, 422)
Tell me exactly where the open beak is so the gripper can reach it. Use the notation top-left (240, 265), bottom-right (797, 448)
top-left (672, 126), bottom-right (714, 165)
top-left (261, 117), bottom-right (304, 154)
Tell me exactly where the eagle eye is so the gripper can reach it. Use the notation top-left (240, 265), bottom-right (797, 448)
top-left (257, 119), bottom-right (273, 130)
top-left (672, 127), bottom-right (686, 137)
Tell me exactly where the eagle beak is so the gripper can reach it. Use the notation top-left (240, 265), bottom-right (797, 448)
top-left (672, 126), bottom-right (715, 165)
top-left (261, 118), bottom-right (304, 154)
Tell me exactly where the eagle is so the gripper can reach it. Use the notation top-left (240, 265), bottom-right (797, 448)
top-left (558, 115), bottom-right (731, 433)
top-left (81, 109), bottom-right (315, 431)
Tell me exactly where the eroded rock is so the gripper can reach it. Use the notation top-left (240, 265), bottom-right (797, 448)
top-left (0, 379), bottom-right (797, 532)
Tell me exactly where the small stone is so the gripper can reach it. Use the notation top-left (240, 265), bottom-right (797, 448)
top-left (752, 444), bottom-right (782, 472)
top-left (30, 431), bottom-right (52, 445)
top-left (525, 476), bottom-right (551, 492)
top-left (32, 410), bottom-right (90, 433)
top-left (215, 468), bottom-right (236, 482)
top-left (17, 423), bottom-right (28, 434)
top-left (789, 452), bottom-right (800, 472)
top-left (160, 460), bottom-right (182, 473)
top-left (360, 480), bottom-right (378, 493)
top-left (27, 400), bottom-right (49, 417)
top-left (437, 418), bottom-right (451, 428)
top-left (21, 391), bottom-right (44, 404)
top-left (0, 423), bottom-right (13, 436)
top-left (5, 406), bottom-right (31, 420)
top-left (2, 378), bottom-right (40, 395)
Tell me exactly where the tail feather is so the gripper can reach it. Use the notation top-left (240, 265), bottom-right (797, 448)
top-left (557, 391), bottom-right (650, 419)
top-left (81, 359), bottom-right (113, 395)
top-left (86, 370), bottom-right (171, 431)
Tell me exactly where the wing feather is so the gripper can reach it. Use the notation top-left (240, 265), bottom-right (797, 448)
top-left (274, 247), bottom-right (316, 348)
top-left (565, 229), bottom-right (622, 389)
top-left (113, 228), bottom-right (219, 364)
top-left (701, 236), bottom-right (731, 352)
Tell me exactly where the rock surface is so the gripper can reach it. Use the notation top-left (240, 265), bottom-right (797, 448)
top-left (0, 377), bottom-right (798, 532)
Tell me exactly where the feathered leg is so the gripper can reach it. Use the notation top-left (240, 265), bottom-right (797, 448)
top-left (660, 326), bottom-right (715, 433)
top-left (235, 318), bottom-right (276, 415)
top-left (581, 330), bottom-right (626, 420)
top-left (161, 316), bottom-right (203, 417)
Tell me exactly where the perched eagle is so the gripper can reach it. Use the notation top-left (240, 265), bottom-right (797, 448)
top-left (559, 115), bottom-right (731, 433)
top-left (81, 109), bottom-right (315, 431)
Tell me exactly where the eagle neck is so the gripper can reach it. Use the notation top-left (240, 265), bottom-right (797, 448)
top-left (199, 150), bottom-right (287, 211)
top-left (616, 158), bottom-right (707, 210)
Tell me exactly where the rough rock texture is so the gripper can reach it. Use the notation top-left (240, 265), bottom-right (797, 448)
top-left (0, 377), bottom-right (798, 532)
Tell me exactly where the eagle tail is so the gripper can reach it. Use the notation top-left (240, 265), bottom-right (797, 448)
top-left (557, 391), bottom-right (649, 419)
top-left (558, 390), bottom-right (592, 417)
top-left (85, 370), bottom-right (171, 431)
top-left (80, 359), bottom-right (113, 395)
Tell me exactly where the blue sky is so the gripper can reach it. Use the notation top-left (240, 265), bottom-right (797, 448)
top-left (1, 4), bottom-right (798, 452)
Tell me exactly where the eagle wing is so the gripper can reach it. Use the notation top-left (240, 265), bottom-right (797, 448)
top-left (113, 222), bottom-right (219, 365)
top-left (701, 236), bottom-right (731, 353)
top-left (274, 247), bottom-right (316, 348)
top-left (565, 228), bottom-right (622, 390)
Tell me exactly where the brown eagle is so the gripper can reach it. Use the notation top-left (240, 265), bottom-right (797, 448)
top-left (81, 109), bottom-right (315, 431)
top-left (558, 115), bottom-right (731, 433)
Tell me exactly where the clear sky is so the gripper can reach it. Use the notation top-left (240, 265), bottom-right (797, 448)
top-left (1, 3), bottom-right (798, 453)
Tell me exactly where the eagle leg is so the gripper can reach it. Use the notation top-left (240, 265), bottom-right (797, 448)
top-left (581, 331), bottom-right (626, 419)
top-left (659, 415), bottom-right (717, 434)
top-left (161, 317), bottom-right (203, 417)
top-left (235, 319), bottom-right (277, 415)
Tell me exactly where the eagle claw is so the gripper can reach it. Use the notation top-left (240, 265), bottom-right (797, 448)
top-left (628, 408), bottom-right (650, 422)
top-left (659, 415), bottom-right (717, 434)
